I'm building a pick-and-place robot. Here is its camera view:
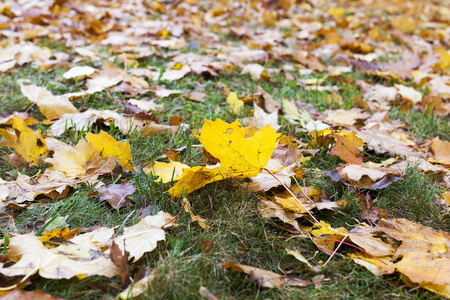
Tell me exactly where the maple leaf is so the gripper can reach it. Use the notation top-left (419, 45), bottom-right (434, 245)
top-left (243, 102), bottom-right (280, 131)
top-left (112, 211), bottom-right (173, 262)
top-left (226, 92), bottom-right (244, 114)
top-left (348, 219), bottom-right (450, 298)
top-left (168, 119), bottom-right (278, 197)
top-left (110, 241), bottom-right (131, 288)
top-left (144, 160), bottom-right (190, 183)
top-left (45, 139), bottom-right (117, 180)
top-left (97, 183), bottom-right (136, 208)
top-left (0, 114), bottom-right (48, 165)
top-left (330, 135), bottom-right (363, 165)
top-left (39, 227), bottom-right (81, 248)
top-left (0, 233), bottom-right (119, 279)
top-left (428, 137), bottom-right (450, 165)
top-left (86, 131), bottom-right (134, 171)
top-left (19, 83), bottom-right (79, 119)
top-left (222, 261), bottom-right (317, 288)
top-left (1, 289), bottom-right (61, 300)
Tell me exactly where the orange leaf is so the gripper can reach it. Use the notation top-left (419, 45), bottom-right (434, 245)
top-left (330, 135), bottom-right (363, 165)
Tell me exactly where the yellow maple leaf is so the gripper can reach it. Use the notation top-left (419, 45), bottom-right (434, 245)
top-left (39, 227), bottom-right (81, 248)
top-left (0, 114), bottom-right (48, 165)
top-left (226, 92), bottom-right (243, 114)
top-left (85, 131), bottom-right (134, 171)
top-left (45, 139), bottom-right (117, 180)
top-left (143, 160), bottom-right (190, 183)
top-left (168, 119), bottom-right (278, 197)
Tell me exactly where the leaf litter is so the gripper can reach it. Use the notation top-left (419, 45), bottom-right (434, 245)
top-left (0, 0), bottom-right (449, 298)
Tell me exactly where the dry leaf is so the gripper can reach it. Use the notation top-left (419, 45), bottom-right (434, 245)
top-left (0, 114), bottom-right (48, 165)
top-left (241, 64), bottom-right (270, 81)
top-left (110, 241), bottom-right (131, 288)
top-left (20, 83), bottom-right (79, 119)
top-left (1, 289), bottom-right (63, 300)
top-left (86, 131), bottom-right (134, 171)
top-left (168, 119), bottom-right (277, 197)
top-left (226, 92), bottom-right (243, 114)
top-left (144, 161), bottom-right (190, 183)
top-left (45, 139), bottom-right (117, 181)
top-left (243, 102), bottom-right (280, 131)
top-left (97, 183), bottom-right (135, 208)
top-left (113, 211), bottom-right (173, 262)
top-left (63, 66), bottom-right (97, 79)
top-left (222, 261), bottom-right (314, 288)
top-left (330, 135), bottom-right (363, 165)
top-left (0, 233), bottom-right (119, 279)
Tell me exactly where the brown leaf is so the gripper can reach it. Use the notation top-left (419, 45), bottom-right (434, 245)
top-left (222, 261), bottom-right (312, 288)
top-left (337, 164), bottom-right (402, 190)
top-left (330, 135), bottom-right (363, 165)
top-left (110, 241), bottom-right (131, 288)
top-left (429, 137), bottom-right (450, 165)
top-left (293, 52), bottom-right (326, 72)
top-left (186, 92), bottom-right (208, 102)
top-left (97, 183), bottom-right (135, 208)
top-left (1, 289), bottom-right (62, 300)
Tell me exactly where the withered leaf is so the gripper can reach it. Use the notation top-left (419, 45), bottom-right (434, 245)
top-left (97, 183), bottom-right (135, 208)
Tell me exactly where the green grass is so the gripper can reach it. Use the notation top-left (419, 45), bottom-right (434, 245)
top-left (0, 37), bottom-right (448, 300)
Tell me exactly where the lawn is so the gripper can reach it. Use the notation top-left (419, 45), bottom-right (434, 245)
top-left (0, 0), bottom-right (449, 299)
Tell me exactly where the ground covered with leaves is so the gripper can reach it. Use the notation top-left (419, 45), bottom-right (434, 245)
top-left (0, 0), bottom-right (450, 299)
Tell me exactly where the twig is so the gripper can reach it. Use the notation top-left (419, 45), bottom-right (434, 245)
top-left (324, 238), bottom-right (388, 265)
top-left (323, 233), bottom-right (349, 267)
top-left (264, 168), bottom-right (319, 224)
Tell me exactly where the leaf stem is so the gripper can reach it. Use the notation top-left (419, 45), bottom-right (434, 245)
top-left (162, 200), bottom-right (186, 228)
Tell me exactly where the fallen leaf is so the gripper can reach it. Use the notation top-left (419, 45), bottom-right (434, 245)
top-left (45, 139), bottom-right (117, 181)
top-left (198, 286), bottom-right (218, 300)
top-left (0, 233), bottom-right (119, 279)
top-left (39, 227), bottom-right (81, 248)
top-left (144, 161), bottom-right (190, 183)
top-left (226, 92), bottom-right (244, 114)
top-left (320, 108), bottom-right (370, 127)
top-left (241, 64), bottom-right (270, 81)
top-left (337, 164), bottom-right (402, 189)
top-left (349, 219), bottom-right (450, 298)
top-left (86, 131), bottom-right (134, 171)
top-left (113, 211), bottom-right (173, 262)
top-left (97, 183), bottom-right (135, 208)
top-left (63, 66), bottom-right (97, 79)
top-left (259, 199), bottom-right (302, 232)
top-left (19, 83), bottom-right (79, 119)
top-left (168, 119), bottom-right (278, 197)
top-left (186, 91), bottom-right (208, 102)
top-left (1, 289), bottom-right (63, 300)
top-left (184, 199), bottom-right (210, 230)
top-left (0, 114), bottom-right (48, 165)
top-left (282, 100), bottom-right (329, 132)
top-left (428, 137), bottom-right (450, 165)
top-left (249, 163), bottom-right (297, 192)
top-left (128, 98), bottom-right (164, 112)
top-left (110, 241), bottom-right (131, 288)
top-left (118, 273), bottom-right (155, 299)
top-left (330, 135), bottom-right (363, 165)
top-left (222, 261), bottom-right (316, 288)
top-left (243, 102), bottom-right (280, 131)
